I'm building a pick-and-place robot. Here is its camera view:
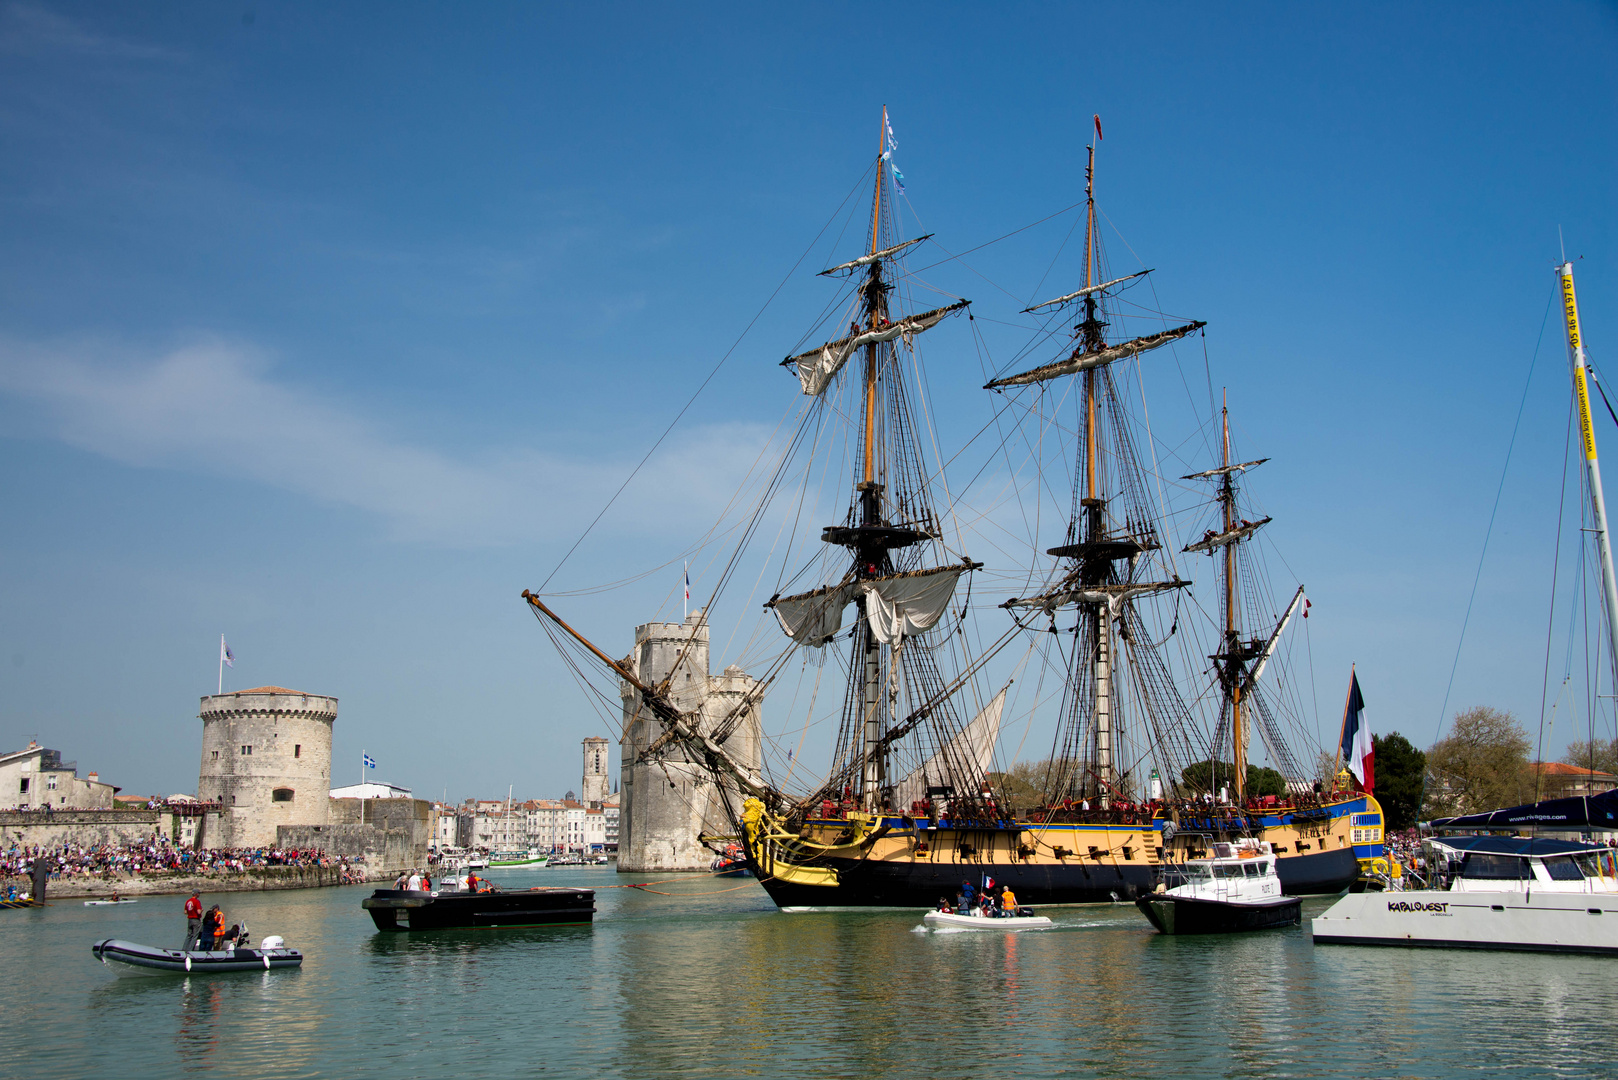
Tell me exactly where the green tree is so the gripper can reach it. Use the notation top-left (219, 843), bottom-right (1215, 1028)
top-left (1423, 706), bottom-right (1532, 818)
top-left (1372, 731), bottom-right (1425, 829)
top-left (1562, 738), bottom-right (1618, 776)
top-left (1181, 760), bottom-right (1287, 798)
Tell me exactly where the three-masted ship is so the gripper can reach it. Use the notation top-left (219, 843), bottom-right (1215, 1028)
top-left (528, 113), bottom-right (1382, 907)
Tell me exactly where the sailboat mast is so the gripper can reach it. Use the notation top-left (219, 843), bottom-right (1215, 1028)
top-left (1559, 261), bottom-right (1618, 686)
top-left (1222, 395), bottom-right (1246, 800)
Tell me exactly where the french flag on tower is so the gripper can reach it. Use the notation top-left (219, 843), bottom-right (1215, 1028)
top-left (1339, 669), bottom-right (1373, 792)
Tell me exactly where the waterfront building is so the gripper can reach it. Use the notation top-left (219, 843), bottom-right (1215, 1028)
top-left (330, 781), bottom-right (413, 799)
top-left (603, 792), bottom-right (619, 853)
top-left (582, 736), bottom-right (611, 804)
top-left (1530, 762), bottom-right (1618, 799)
top-left (618, 610), bottom-right (762, 871)
top-left (0, 742), bottom-right (118, 810)
top-left (196, 686), bottom-right (336, 848)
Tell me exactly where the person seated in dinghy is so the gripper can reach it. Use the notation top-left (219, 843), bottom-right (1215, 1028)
top-left (937, 897), bottom-right (953, 913)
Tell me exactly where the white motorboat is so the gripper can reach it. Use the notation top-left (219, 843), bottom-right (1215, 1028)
top-left (1311, 835), bottom-right (1618, 955)
top-left (84, 899), bottom-right (138, 906)
top-left (922, 909), bottom-right (1053, 931)
top-left (1136, 839), bottom-right (1301, 935)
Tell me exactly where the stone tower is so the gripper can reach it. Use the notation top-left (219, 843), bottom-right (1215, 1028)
top-left (197, 686), bottom-right (336, 848)
top-left (582, 736), bottom-right (610, 805)
top-left (618, 610), bottom-right (761, 872)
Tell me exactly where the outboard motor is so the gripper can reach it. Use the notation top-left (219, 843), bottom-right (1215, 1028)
top-left (259, 935), bottom-right (285, 950)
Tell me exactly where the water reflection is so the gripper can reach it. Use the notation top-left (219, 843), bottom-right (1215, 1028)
top-left (12, 879), bottom-right (1618, 1078)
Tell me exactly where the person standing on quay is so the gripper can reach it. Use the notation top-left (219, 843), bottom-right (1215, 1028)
top-left (184, 891), bottom-right (203, 950)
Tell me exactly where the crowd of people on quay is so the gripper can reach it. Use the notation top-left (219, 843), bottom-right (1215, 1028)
top-left (0, 837), bottom-right (361, 882)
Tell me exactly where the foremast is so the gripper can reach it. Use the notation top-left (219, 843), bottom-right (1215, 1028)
top-left (768, 107), bottom-right (976, 816)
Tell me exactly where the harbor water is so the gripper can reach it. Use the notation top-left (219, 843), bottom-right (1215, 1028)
top-left (4, 864), bottom-right (1616, 1079)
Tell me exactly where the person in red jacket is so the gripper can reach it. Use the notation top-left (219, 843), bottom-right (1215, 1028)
top-left (184, 891), bottom-right (203, 950)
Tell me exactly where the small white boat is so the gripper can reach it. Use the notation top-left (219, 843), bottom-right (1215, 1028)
top-left (84, 898), bottom-right (138, 906)
top-left (922, 909), bottom-right (1053, 931)
top-left (1312, 835), bottom-right (1618, 955)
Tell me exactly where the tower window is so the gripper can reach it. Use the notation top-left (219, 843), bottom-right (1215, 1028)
top-left (212, 750), bottom-right (219, 761)
top-left (241, 745), bottom-right (252, 755)
top-left (272, 788), bottom-right (294, 803)
top-left (294, 744), bottom-right (301, 758)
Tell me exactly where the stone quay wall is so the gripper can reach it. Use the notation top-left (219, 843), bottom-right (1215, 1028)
top-left (0, 863), bottom-right (379, 900)
top-left (277, 797), bottom-right (433, 874)
top-left (0, 809), bottom-right (168, 848)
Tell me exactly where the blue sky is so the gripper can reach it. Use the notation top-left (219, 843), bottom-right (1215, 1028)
top-left (1, 2), bottom-right (1615, 801)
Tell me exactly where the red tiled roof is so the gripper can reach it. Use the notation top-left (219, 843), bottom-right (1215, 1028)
top-left (1532, 761), bottom-right (1618, 778)
top-left (231, 686), bottom-right (319, 696)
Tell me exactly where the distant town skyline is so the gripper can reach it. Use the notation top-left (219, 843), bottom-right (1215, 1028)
top-left (0, 4), bottom-right (1615, 800)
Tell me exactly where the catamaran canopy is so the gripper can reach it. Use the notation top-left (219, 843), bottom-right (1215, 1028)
top-left (984, 321), bottom-right (1205, 390)
top-left (787, 300), bottom-right (970, 396)
top-left (1430, 789), bottom-right (1618, 831)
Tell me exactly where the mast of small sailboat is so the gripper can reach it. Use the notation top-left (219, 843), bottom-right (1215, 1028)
top-left (1558, 261), bottom-right (1618, 685)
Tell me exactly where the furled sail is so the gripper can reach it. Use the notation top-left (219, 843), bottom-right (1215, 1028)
top-left (861, 565), bottom-right (963, 645)
top-left (787, 300), bottom-right (970, 396)
top-left (1005, 579), bottom-right (1187, 615)
top-left (1022, 269), bottom-right (1152, 313)
top-left (818, 235), bottom-right (931, 277)
top-left (768, 582), bottom-right (855, 646)
top-left (1182, 457), bottom-right (1268, 481)
top-left (892, 687), bottom-right (1007, 810)
top-left (983, 321), bottom-right (1205, 390)
top-left (1182, 516), bottom-right (1271, 555)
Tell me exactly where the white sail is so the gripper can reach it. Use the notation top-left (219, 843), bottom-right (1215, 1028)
top-left (818, 235), bottom-right (931, 276)
top-left (1182, 516), bottom-right (1271, 555)
top-left (892, 688), bottom-right (1007, 810)
top-left (983, 321), bottom-right (1205, 390)
top-left (768, 582), bottom-right (855, 646)
top-left (1005, 579), bottom-right (1186, 615)
top-left (1022, 269), bottom-right (1151, 313)
top-left (860, 566), bottom-right (963, 645)
top-left (788, 301), bottom-right (969, 396)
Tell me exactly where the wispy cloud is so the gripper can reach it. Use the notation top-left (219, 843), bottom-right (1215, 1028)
top-left (0, 3), bottom-right (180, 60)
top-left (0, 335), bottom-right (768, 547)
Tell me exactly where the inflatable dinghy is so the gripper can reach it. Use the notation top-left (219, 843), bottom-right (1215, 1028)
top-left (91, 937), bottom-right (303, 974)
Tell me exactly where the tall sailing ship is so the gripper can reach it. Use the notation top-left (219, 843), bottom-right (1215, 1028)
top-left (527, 112), bottom-right (1382, 907)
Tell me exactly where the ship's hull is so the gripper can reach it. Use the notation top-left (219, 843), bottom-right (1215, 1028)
top-left (1136, 894), bottom-right (1301, 935)
top-left (752, 845), bottom-right (1356, 908)
top-left (361, 888), bottom-right (595, 931)
top-left (743, 796), bottom-right (1376, 910)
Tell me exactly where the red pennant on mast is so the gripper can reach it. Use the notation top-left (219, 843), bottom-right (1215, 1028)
top-left (1093, 114), bottom-right (1103, 142)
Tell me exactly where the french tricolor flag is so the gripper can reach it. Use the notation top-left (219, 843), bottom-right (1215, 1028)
top-left (1339, 670), bottom-right (1374, 792)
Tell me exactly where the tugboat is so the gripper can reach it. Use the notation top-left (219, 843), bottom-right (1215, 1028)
top-left (362, 874), bottom-right (594, 931)
top-left (1136, 839), bottom-right (1302, 935)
